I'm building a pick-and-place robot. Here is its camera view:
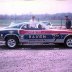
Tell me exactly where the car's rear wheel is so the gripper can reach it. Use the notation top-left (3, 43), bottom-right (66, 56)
top-left (64, 37), bottom-right (72, 48)
top-left (5, 37), bottom-right (18, 48)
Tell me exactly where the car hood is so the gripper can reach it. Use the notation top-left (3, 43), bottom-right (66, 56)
top-left (0, 27), bottom-right (20, 31)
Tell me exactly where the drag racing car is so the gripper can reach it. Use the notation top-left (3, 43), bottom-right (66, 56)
top-left (0, 22), bottom-right (72, 48)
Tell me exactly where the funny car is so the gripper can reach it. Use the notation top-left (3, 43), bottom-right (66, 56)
top-left (0, 22), bottom-right (72, 48)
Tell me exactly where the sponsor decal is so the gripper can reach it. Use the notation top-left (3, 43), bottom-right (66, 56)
top-left (23, 34), bottom-right (66, 40)
top-left (29, 35), bottom-right (46, 39)
top-left (24, 34), bottom-right (53, 39)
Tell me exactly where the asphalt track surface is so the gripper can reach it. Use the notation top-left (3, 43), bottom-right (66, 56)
top-left (0, 45), bottom-right (72, 72)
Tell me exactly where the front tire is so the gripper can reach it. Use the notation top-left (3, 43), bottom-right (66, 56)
top-left (64, 37), bottom-right (72, 48)
top-left (5, 38), bottom-right (18, 48)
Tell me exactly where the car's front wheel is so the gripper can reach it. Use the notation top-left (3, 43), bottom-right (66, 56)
top-left (64, 37), bottom-right (72, 48)
top-left (5, 38), bottom-right (18, 48)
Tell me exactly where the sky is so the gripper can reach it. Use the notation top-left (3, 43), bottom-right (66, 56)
top-left (0, 0), bottom-right (72, 15)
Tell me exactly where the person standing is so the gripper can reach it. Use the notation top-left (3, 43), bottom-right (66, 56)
top-left (65, 16), bottom-right (71, 29)
top-left (29, 16), bottom-right (37, 28)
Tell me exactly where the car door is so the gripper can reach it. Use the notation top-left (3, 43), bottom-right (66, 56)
top-left (19, 24), bottom-right (55, 44)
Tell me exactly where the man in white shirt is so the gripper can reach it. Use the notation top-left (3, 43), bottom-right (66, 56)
top-left (29, 16), bottom-right (37, 28)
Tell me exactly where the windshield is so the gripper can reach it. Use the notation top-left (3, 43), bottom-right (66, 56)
top-left (9, 24), bottom-right (23, 29)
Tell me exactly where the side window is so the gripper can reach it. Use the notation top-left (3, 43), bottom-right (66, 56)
top-left (21, 25), bottom-right (26, 29)
top-left (38, 24), bottom-right (42, 29)
top-left (38, 24), bottom-right (46, 30)
top-left (21, 24), bottom-right (45, 30)
top-left (21, 24), bottom-right (30, 30)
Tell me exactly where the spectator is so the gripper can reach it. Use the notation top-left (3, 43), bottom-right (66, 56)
top-left (65, 16), bottom-right (71, 29)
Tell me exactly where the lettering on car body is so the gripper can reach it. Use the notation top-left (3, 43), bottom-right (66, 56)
top-left (23, 34), bottom-right (54, 39)
top-left (29, 35), bottom-right (46, 39)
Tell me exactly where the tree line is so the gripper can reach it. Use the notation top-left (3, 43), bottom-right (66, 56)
top-left (0, 13), bottom-right (72, 21)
